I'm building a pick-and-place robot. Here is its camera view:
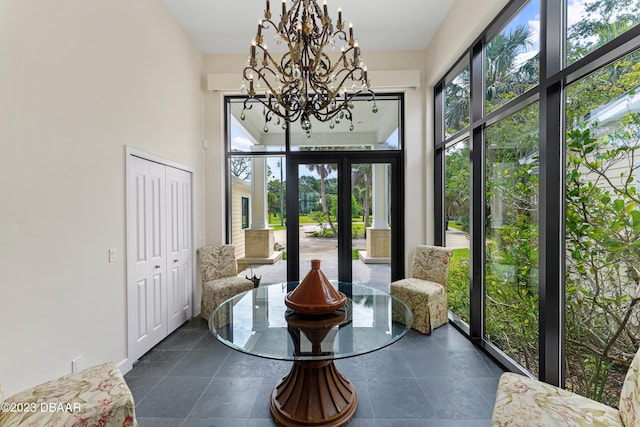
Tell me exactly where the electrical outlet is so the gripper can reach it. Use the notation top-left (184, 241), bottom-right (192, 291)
top-left (108, 248), bottom-right (116, 263)
top-left (72, 356), bottom-right (83, 373)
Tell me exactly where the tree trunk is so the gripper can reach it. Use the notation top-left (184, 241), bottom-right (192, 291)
top-left (364, 175), bottom-right (370, 228)
top-left (319, 168), bottom-right (337, 236)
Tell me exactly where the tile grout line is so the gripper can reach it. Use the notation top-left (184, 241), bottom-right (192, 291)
top-left (179, 333), bottom-right (233, 425)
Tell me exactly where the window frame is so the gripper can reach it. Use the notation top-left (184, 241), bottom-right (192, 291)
top-left (434, 0), bottom-right (640, 387)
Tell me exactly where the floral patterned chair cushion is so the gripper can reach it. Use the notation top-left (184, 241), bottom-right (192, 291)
top-left (492, 346), bottom-right (640, 426)
top-left (199, 244), bottom-right (253, 320)
top-left (390, 245), bottom-right (452, 335)
top-left (0, 362), bottom-right (138, 427)
top-left (491, 372), bottom-right (623, 427)
top-left (619, 345), bottom-right (640, 426)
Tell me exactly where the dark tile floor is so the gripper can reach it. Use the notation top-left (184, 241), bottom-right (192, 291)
top-left (125, 318), bottom-right (505, 427)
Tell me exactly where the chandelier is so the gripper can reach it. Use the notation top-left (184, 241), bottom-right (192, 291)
top-left (240, 0), bottom-right (377, 136)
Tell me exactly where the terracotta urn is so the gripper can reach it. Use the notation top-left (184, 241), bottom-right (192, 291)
top-left (285, 259), bottom-right (347, 315)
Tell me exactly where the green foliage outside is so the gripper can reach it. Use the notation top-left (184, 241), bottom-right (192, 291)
top-left (564, 108), bottom-right (640, 405)
top-left (305, 211), bottom-right (366, 239)
top-left (447, 248), bottom-right (470, 324)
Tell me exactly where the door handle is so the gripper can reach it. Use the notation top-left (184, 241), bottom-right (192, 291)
top-left (154, 265), bottom-right (161, 269)
top-left (173, 259), bottom-right (179, 263)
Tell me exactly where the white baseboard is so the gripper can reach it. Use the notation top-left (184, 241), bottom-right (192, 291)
top-left (117, 358), bottom-right (133, 375)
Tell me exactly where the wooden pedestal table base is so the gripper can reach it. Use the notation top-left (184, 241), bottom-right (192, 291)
top-left (270, 359), bottom-right (358, 427)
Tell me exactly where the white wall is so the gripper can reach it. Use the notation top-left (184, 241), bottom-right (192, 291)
top-left (0, 0), bottom-right (204, 395)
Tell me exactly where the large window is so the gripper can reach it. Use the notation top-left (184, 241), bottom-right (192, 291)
top-left (485, 103), bottom-right (539, 375)
top-left (445, 139), bottom-right (471, 324)
top-left (485, 0), bottom-right (539, 114)
top-left (435, 0), bottom-right (640, 403)
top-left (565, 49), bottom-right (640, 405)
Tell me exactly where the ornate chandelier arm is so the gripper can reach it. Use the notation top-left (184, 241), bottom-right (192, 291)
top-left (241, 0), bottom-right (377, 135)
top-left (329, 65), bottom-right (368, 91)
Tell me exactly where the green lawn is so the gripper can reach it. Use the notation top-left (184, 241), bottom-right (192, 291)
top-left (267, 214), bottom-right (368, 238)
top-left (448, 221), bottom-right (465, 231)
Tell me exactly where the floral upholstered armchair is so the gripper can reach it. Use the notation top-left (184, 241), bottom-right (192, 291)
top-left (0, 362), bottom-right (137, 426)
top-left (491, 345), bottom-right (640, 426)
top-left (199, 244), bottom-right (254, 320)
top-left (390, 245), bottom-right (452, 334)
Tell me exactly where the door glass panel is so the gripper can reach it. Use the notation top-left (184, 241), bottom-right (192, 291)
top-left (291, 97), bottom-right (400, 151)
top-left (445, 138), bottom-right (471, 324)
top-left (485, 102), bottom-right (540, 377)
top-left (298, 163), bottom-right (338, 280)
top-left (352, 163), bottom-right (392, 290)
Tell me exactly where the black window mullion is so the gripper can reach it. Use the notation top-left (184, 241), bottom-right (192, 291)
top-left (338, 159), bottom-right (352, 282)
top-left (538, 0), bottom-right (564, 387)
top-left (434, 83), bottom-right (445, 246)
top-left (469, 40), bottom-right (486, 342)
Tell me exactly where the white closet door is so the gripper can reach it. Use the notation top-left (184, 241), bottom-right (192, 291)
top-left (179, 169), bottom-right (193, 321)
top-left (166, 166), bottom-right (192, 332)
top-left (127, 156), bottom-right (168, 359)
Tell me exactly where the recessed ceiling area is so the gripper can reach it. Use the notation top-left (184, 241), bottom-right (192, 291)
top-left (161, 0), bottom-right (456, 55)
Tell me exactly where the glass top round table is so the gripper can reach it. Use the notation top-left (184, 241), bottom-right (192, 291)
top-left (208, 282), bottom-right (413, 427)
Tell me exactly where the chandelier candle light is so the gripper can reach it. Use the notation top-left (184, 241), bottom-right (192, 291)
top-left (240, 0), bottom-right (377, 136)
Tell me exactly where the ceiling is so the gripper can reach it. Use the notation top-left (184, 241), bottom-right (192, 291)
top-left (161, 0), bottom-right (456, 55)
top-left (160, 0), bottom-right (455, 147)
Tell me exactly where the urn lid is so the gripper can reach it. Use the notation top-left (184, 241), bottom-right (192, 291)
top-left (285, 260), bottom-right (347, 315)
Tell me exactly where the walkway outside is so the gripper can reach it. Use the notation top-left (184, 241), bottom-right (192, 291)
top-left (242, 226), bottom-right (470, 290)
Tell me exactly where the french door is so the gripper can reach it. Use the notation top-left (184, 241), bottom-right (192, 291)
top-left (285, 154), bottom-right (403, 284)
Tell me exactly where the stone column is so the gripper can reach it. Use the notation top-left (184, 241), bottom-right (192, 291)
top-left (362, 164), bottom-right (391, 263)
top-left (250, 154), bottom-right (268, 229)
top-left (372, 164), bottom-right (389, 229)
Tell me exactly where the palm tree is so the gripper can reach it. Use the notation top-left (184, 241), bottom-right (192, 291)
top-left (445, 67), bottom-right (470, 136)
top-left (307, 163), bottom-right (337, 236)
top-left (485, 25), bottom-right (536, 109)
top-left (351, 164), bottom-right (372, 227)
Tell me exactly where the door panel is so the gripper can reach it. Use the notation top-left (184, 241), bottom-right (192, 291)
top-left (136, 278), bottom-right (147, 338)
top-left (166, 167), bottom-right (192, 332)
top-left (351, 163), bottom-right (392, 287)
top-left (180, 174), bottom-right (192, 316)
top-left (128, 156), bottom-right (167, 359)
